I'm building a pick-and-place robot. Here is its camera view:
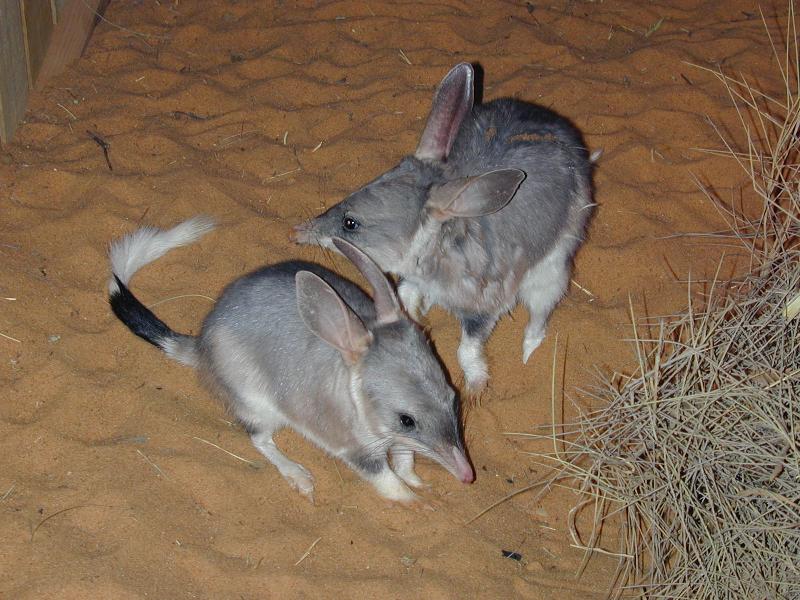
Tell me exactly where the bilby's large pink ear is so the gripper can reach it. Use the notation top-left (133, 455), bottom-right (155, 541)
top-left (427, 169), bottom-right (526, 220)
top-left (415, 63), bottom-right (475, 162)
top-left (296, 271), bottom-right (372, 364)
top-left (332, 238), bottom-right (402, 326)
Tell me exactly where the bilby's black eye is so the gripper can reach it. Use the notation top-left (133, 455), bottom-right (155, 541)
top-left (399, 414), bottom-right (416, 429)
top-left (342, 216), bottom-right (360, 231)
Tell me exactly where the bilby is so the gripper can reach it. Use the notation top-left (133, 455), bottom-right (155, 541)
top-left (108, 217), bottom-right (473, 503)
top-left (294, 63), bottom-right (596, 390)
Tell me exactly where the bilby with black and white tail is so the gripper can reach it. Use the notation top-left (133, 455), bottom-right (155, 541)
top-left (108, 217), bottom-right (473, 503)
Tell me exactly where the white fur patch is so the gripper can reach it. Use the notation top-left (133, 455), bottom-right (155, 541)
top-left (457, 336), bottom-right (489, 389)
top-left (108, 216), bottom-right (215, 293)
top-left (518, 234), bottom-right (573, 363)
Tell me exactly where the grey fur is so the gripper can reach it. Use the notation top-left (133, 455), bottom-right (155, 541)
top-left (294, 63), bottom-right (595, 389)
top-left (108, 220), bottom-right (473, 503)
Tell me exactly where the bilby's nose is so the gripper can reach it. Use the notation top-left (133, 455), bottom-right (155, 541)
top-left (451, 446), bottom-right (474, 484)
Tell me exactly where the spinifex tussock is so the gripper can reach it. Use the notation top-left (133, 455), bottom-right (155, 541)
top-left (521, 7), bottom-right (800, 599)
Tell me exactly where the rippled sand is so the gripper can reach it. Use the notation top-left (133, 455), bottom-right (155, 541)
top-left (0, 1), bottom-right (780, 597)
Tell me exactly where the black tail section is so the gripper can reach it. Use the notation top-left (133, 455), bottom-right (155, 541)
top-left (109, 274), bottom-right (175, 349)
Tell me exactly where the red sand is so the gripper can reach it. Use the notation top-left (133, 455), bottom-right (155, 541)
top-left (0, 1), bottom-right (780, 597)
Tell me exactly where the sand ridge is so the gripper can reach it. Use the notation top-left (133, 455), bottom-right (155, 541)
top-left (0, 1), bottom-right (782, 598)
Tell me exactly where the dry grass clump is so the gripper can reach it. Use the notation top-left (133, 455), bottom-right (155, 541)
top-left (529, 12), bottom-right (800, 600)
top-left (557, 255), bottom-right (799, 599)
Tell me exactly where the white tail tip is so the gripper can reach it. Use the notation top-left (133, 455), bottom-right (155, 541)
top-left (108, 216), bottom-right (216, 294)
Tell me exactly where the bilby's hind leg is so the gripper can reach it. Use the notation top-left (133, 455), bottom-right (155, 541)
top-left (519, 247), bottom-right (571, 363)
top-left (457, 312), bottom-right (500, 391)
top-left (390, 447), bottom-right (424, 488)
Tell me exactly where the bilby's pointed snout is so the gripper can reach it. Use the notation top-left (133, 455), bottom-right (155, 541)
top-left (451, 446), bottom-right (474, 483)
top-left (434, 445), bottom-right (474, 484)
top-left (290, 221), bottom-right (313, 244)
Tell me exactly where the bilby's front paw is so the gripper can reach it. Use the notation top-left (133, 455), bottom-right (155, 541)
top-left (372, 470), bottom-right (419, 504)
top-left (397, 469), bottom-right (426, 489)
top-left (398, 281), bottom-right (425, 321)
top-left (390, 450), bottom-right (427, 489)
top-left (418, 297), bottom-right (432, 317)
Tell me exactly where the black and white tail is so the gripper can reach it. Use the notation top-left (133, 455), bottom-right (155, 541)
top-left (108, 217), bottom-right (215, 367)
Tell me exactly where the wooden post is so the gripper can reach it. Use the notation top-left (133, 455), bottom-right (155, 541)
top-left (0, 0), bottom-right (104, 144)
top-left (20, 0), bottom-right (55, 88)
top-left (0, 0), bottom-right (29, 144)
top-left (36, 0), bottom-right (104, 88)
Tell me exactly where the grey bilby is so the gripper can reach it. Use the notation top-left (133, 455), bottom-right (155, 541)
top-left (293, 63), bottom-right (596, 390)
top-left (108, 217), bottom-right (473, 503)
